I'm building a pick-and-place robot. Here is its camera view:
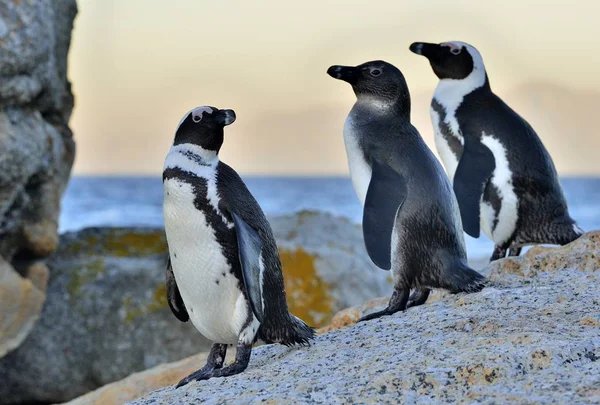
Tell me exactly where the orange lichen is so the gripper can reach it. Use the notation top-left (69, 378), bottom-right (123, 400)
top-left (279, 248), bottom-right (333, 328)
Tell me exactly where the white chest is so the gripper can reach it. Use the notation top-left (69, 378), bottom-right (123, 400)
top-left (343, 116), bottom-right (372, 206)
top-left (163, 177), bottom-right (255, 344)
top-left (478, 133), bottom-right (519, 244)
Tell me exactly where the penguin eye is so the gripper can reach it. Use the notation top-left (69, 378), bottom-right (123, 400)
top-left (450, 48), bottom-right (461, 55)
top-left (370, 69), bottom-right (382, 77)
top-left (192, 114), bottom-right (202, 123)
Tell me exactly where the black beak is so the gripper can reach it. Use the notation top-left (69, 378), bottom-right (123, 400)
top-left (327, 65), bottom-right (358, 84)
top-left (218, 109), bottom-right (236, 127)
top-left (409, 42), bottom-right (439, 60)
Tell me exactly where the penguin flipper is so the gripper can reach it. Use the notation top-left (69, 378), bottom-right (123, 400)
top-left (453, 138), bottom-right (496, 238)
top-left (166, 257), bottom-right (189, 322)
top-left (363, 160), bottom-right (408, 270)
top-left (231, 212), bottom-right (265, 323)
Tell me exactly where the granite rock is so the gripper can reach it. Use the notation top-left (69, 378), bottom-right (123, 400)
top-left (0, 212), bottom-right (391, 404)
top-left (0, 0), bottom-right (77, 361)
top-left (123, 232), bottom-right (600, 405)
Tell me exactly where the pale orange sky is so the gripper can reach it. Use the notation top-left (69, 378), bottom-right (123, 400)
top-left (69, 0), bottom-right (600, 175)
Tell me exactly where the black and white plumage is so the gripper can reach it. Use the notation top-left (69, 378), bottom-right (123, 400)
top-left (327, 61), bottom-right (485, 321)
top-left (410, 41), bottom-right (583, 261)
top-left (163, 106), bottom-right (314, 387)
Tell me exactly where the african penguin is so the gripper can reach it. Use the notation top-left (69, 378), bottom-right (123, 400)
top-left (327, 61), bottom-right (486, 321)
top-left (163, 106), bottom-right (314, 387)
top-left (410, 41), bottom-right (583, 261)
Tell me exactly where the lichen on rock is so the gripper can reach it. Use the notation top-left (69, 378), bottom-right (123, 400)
top-left (88, 232), bottom-right (600, 405)
top-left (280, 248), bottom-right (333, 327)
top-left (0, 211), bottom-right (390, 404)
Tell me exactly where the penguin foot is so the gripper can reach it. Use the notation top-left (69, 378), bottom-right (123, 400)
top-left (406, 288), bottom-right (431, 308)
top-left (358, 288), bottom-right (410, 322)
top-left (508, 247), bottom-right (522, 257)
top-left (175, 343), bottom-right (228, 388)
top-left (490, 245), bottom-right (508, 262)
top-left (358, 308), bottom-right (395, 322)
top-left (176, 367), bottom-right (215, 388)
top-left (176, 343), bottom-right (251, 388)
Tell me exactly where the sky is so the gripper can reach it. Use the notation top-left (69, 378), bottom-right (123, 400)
top-left (68, 0), bottom-right (600, 176)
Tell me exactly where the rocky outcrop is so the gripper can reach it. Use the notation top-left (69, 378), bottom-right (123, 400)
top-left (0, 228), bottom-right (209, 405)
top-left (106, 232), bottom-right (599, 405)
top-left (486, 231), bottom-right (600, 279)
top-left (0, 259), bottom-right (46, 358)
top-left (270, 211), bottom-right (391, 326)
top-left (0, 0), bottom-right (77, 357)
top-left (0, 212), bottom-right (391, 404)
top-left (63, 352), bottom-right (211, 405)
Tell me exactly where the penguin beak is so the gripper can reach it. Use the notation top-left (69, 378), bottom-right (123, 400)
top-left (220, 109), bottom-right (236, 126)
top-left (409, 42), bottom-right (439, 60)
top-left (327, 65), bottom-right (358, 85)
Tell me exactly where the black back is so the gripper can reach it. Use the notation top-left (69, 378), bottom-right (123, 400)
top-left (457, 87), bottom-right (575, 245)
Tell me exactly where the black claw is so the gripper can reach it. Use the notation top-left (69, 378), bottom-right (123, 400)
top-left (358, 308), bottom-right (393, 322)
top-left (176, 366), bottom-right (216, 388)
top-left (359, 288), bottom-right (411, 322)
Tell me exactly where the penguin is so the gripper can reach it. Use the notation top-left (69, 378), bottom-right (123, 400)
top-left (327, 61), bottom-right (486, 321)
top-left (163, 106), bottom-right (314, 387)
top-left (410, 41), bottom-right (583, 261)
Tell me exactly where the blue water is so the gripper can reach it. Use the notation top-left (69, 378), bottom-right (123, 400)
top-left (59, 176), bottom-right (600, 261)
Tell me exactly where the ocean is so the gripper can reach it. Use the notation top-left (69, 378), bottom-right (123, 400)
top-left (59, 176), bottom-right (600, 261)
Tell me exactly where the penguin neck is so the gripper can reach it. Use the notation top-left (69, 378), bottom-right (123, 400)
top-left (434, 67), bottom-right (491, 104)
top-left (166, 143), bottom-right (219, 169)
top-left (355, 94), bottom-right (411, 119)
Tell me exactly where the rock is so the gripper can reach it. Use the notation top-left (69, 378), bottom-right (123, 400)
top-left (0, 258), bottom-right (46, 358)
top-left (63, 352), bottom-right (211, 405)
top-left (271, 211), bottom-right (392, 326)
top-left (0, 228), bottom-right (208, 405)
top-left (0, 0), bottom-right (76, 261)
top-left (124, 232), bottom-right (599, 405)
top-left (488, 231), bottom-right (600, 279)
top-left (0, 0), bottom-right (76, 358)
top-left (317, 297), bottom-right (388, 334)
top-left (0, 212), bottom-right (391, 404)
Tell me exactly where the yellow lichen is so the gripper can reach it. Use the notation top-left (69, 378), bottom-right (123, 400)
top-left (63, 231), bottom-right (167, 257)
top-left (123, 284), bottom-right (169, 324)
top-left (279, 248), bottom-right (333, 327)
top-left (102, 232), bottom-right (168, 257)
top-left (148, 284), bottom-right (168, 311)
top-left (67, 258), bottom-right (106, 296)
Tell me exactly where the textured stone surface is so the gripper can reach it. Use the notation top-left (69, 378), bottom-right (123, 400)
top-left (0, 228), bottom-right (207, 405)
top-left (0, 258), bottom-right (46, 358)
top-left (0, 212), bottom-right (391, 404)
top-left (487, 231), bottom-right (600, 279)
top-left (271, 211), bottom-right (392, 326)
top-left (123, 233), bottom-right (599, 405)
top-left (64, 352), bottom-right (211, 405)
top-left (0, 0), bottom-right (77, 358)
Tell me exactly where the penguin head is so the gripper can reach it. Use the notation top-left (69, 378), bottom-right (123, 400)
top-left (173, 106), bottom-right (236, 154)
top-left (409, 41), bottom-right (485, 81)
top-left (327, 60), bottom-right (410, 116)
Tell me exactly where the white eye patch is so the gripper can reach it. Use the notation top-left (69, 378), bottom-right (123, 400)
top-left (441, 42), bottom-right (462, 55)
top-left (191, 106), bottom-right (214, 123)
top-left (370, 68), bottom-right (382, 77)
top-left (176, 106), bottom-right (215, 131)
